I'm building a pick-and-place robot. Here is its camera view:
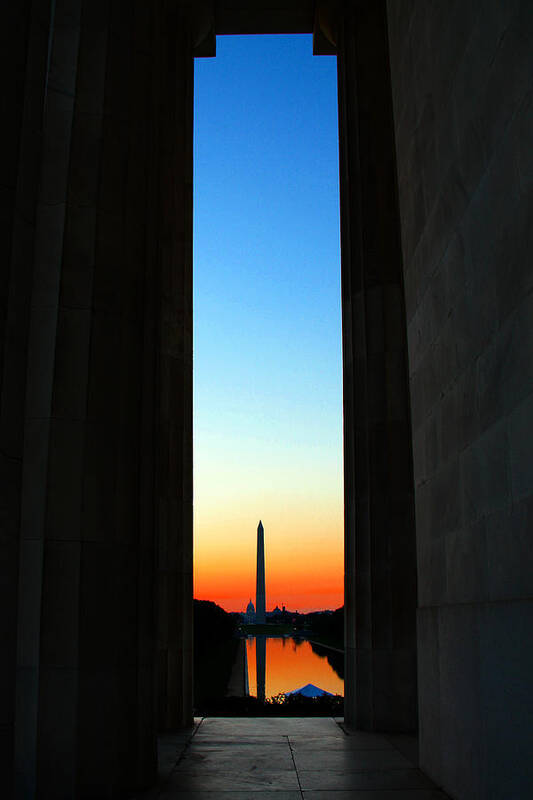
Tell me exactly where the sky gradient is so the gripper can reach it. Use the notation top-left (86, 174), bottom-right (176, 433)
top-left (193, 35), bottom-right (343, 613)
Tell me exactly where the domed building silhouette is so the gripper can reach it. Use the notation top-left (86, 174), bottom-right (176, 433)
top-left (244, 599), bottom-right (256, 623)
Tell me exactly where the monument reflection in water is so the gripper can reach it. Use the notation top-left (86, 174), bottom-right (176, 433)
top-left (256, 635), bottom-right (266, 701)
top-left (247, 636), bottom-right (344, 699)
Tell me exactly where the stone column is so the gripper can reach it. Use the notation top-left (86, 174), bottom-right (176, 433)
top-left (337, 0), bottom-right (418, 731)
top-left (153, 0), bottom-right (194, 732)
top-left (12, 0), bottom-right (160, 795)
top-left (0, 1), bottom-right (51, 793)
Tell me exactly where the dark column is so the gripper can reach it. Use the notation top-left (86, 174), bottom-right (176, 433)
top-left (11, 1), bottom-right (160, 795)
top-left (337, 0), bottom-right (418, 731)
top-left (153, 0), bottom-right (194, 731)
top-left (0, 2), bottom-right (50, 793)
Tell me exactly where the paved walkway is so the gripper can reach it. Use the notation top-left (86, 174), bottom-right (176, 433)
top-left (139, 717), bottom-right (449, 799)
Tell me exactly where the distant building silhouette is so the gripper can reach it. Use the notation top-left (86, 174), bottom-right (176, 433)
top-left (244, 599), bottom-right (255, 623)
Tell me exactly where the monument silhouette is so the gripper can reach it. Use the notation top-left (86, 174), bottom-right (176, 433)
top-left (256, 520), bottom-right (266, 624)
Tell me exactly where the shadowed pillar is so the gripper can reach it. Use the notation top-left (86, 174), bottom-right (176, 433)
top-left (256, 520), bottom-right (266, 624)
top-left (153, 0), bottom-right (195, 733)
top-left (336, 0), bottom-right (418, 732)
top-left (10, 0), bottom-right (161, 794)
top-left (7, 0), bottom-right (199, 795)
top-left (154, 0), bottom-right (215, 733)
top-left (0, 2), bottom-right (47, 793)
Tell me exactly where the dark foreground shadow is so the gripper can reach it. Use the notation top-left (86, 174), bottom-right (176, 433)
top-left (194, 693), bottom-right (343, 717)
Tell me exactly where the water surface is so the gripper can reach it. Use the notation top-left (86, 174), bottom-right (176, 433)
top-left (246, 636), bottom-right (343, 699)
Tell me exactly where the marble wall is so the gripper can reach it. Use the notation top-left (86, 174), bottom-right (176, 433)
top-left (387, 1), bottom-right (533, 797)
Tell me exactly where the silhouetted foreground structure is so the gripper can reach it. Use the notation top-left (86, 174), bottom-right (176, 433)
top-left (193, 600), bottom-right (238, 711)
top-left (1, 1), bottom-right (531, 798)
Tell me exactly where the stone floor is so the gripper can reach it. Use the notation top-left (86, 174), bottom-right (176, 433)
top-left (138, 717), bottom-right (450, 799)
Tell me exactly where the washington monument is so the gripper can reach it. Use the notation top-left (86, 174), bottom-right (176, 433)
top-left (256, 520), bottom-right (266, 624)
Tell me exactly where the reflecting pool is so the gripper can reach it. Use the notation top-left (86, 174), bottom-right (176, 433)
top-left (246, 636), bottom-right (344, 699)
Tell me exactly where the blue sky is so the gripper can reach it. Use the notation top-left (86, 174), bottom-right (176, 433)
top-left (193, 35), bottom-right (343, 611)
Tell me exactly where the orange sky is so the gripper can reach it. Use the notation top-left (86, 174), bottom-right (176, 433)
top-left (192, 370), bottom-right (344, 614)
top-left (194, 504), bottom-right (344, 613)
